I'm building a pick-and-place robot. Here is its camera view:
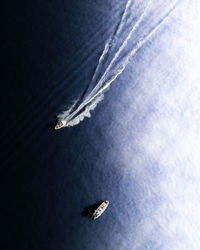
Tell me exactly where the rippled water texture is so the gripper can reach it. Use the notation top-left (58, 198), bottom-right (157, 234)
top-left (1, 0), bottom-right (200, 249)
top-left (56, 0), bottom-right (179, 128)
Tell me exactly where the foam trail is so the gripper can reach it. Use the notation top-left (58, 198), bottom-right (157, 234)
top-left (78, 39), bottom-right (110, 102)
top-left (79, 0), bottom-right (133, 101)
top-left (57, 0), bottom-right (133, 122)
top-left (84, 0), bottom-right (152, 103)
top-left (110, 0), bottom-right (133, 45)
top-left (90, 41), bottom-right (110, 84)
top-left (91, 0), bottom-right (134, 83)
top-left (66, 94), bottom-right (104, 127)
top-left (57, 100), bottom-right (78, 120)
top-left (57, 1), bottom-right (179, 128)
top-left (87, 0), bottom-right (180, 103)
top-left (59, 0), bottom-right (150, 122)
top-left (59, 1), bottom-right (178, 127)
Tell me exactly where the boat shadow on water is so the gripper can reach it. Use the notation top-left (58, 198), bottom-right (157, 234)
top-left (81, 200), bottom-right (104, 218)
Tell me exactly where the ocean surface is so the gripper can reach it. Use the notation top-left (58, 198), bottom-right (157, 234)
top-left (1, 0), bottom-right (200, 249)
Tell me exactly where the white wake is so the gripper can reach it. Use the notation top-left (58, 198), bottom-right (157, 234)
top-left (56, 0), bottom-right (179, 128)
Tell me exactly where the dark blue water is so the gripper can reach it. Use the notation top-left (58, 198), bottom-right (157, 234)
top-left (1, 1), bottom-right (128, 249)
top-left (1, 0), bottom-right (200, 249)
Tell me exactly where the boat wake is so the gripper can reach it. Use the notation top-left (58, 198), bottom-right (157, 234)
top-left (55, 0), bottom-right (179, 129)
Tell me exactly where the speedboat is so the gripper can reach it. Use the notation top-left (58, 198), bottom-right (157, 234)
top-left (55, 120), bottom-right (66, 130)
top-left (92, 200), bottom-right (109, 220)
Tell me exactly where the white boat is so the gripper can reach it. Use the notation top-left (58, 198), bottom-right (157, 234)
top-left (55, 120), bottom-right (66, 130)
top-left (92, 200), bottom-right (109, 220)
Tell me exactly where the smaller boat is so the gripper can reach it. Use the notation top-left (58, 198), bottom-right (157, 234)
top-left (92, 200), bottom-right (109, 220)
top-left (55, 120), bottom-right (66, 130)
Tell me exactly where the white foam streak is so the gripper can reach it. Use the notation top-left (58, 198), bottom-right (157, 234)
top-left (115, 0), bottom-right (133, 37)
top-left (65, 95), bottom-right (104, 127)
top-left (85, 0), bottom-right (152, 102)
top-left (81, 2), bottom-right (178, 109)
top-left (81, 0), bottom-right (133, 100)
top-left (57, 0), bottom-right (179, 128)
top-left (57, 0), bottom-right (133, 122)
top-left (57, 100), bottom-right (78, 120)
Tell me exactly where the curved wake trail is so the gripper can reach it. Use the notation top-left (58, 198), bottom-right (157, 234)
top-left (56, 0), bottom-right (179, 128)
top-left (57, 0), bottom-right (133, 123)
top-left (74, 0), bottom-right (133, 106)
top-left (92, 0), bottom-right (133, 79)
top-left (84, 0), bottom-right (152, 104)
top-left (57, 0), bottom-right (149, 123)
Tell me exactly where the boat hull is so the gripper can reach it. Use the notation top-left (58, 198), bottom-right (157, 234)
top-left (92, 200), bottom-right (109, 220)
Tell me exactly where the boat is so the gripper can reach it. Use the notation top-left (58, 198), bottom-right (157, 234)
top-left (92, 200), bottom-right (109, 220)
top-left (55, 120), bottom-right (66, 130)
